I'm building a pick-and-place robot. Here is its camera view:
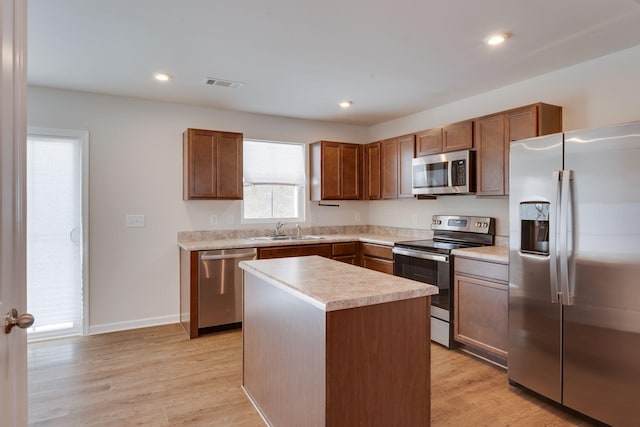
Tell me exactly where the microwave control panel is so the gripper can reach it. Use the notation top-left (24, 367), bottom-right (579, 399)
top-left (452, 160), bottom-right (466, 186)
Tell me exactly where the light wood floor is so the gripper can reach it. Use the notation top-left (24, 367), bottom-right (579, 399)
top-left (28, 324), bottom-right (596, 426)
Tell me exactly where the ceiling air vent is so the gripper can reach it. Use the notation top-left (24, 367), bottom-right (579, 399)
top-left (203, 77), bottom-right (244, 89)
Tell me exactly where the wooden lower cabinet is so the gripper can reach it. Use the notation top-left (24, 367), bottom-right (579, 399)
top-left (258, 244), bottom-right (332, 259)
top-left (454, 257), bottom-right (508, 365)
top-left (332, 242), bottom-right (358, 264)
top-left (360, 242), bottom-right (394, 274)
top-left (258, 242), bottom-right (358, 264)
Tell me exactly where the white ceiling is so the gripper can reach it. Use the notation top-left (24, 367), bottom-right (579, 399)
top-left (28, 0), bottom-right (640, 126)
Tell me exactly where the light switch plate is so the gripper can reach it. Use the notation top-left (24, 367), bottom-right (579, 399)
top-left (126, 214), bottom-right (145, 227)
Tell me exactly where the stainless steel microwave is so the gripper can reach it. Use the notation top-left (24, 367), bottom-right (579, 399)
top-left (412, 150), bottom-right (476, 195)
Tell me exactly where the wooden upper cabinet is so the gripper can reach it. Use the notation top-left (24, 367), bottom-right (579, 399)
top-left (475, 103), bottom-right (562, 196)
top-left (381, 135), bottom-right (415, 199)
top-left (416, 121), bottom-right (472, 156)
top-left (443, 120), bottom-right (473, 152)
top-left (320, 141), bottom-right (342, 200)
top-left (364, 142), bottom-right (381, 200)
top-left (381, 138), bottom-right (399, 199)
top-left (341, 143), bottom-right (360, 199)
top-left (415, 128), bottom-right (443, 156)
top-left (475, 114), bottom-right (507, 196)
top-left (310, 141), bottom-right (362, 201)
top-left (183, 128), bottom-right (243, 200)
top-left (398, 134), bottom-right (415, 198)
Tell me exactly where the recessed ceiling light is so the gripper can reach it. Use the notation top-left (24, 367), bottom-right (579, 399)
top-left (486, 33), bottom-right (511, 46)
top-left (339, 101), bottom-right (353, 108)
top-left (154, 73), bottom-right (172, 82)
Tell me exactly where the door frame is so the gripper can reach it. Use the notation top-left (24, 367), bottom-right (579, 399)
top-left (0, 0), bottom-right (28, 425)
top-left (27, 127), bottom-right (90, 338)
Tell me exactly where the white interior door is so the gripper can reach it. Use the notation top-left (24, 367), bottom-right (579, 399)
top-left (1, 0), bottom-right (29, 425)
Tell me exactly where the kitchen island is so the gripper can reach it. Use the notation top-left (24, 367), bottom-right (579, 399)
top-left (239, 256), bottom-right (438, 426)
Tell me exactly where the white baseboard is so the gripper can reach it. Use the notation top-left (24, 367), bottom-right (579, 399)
top-left (88, 314), bottom-right (180, 335)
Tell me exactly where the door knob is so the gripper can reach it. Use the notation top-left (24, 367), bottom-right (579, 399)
top-left (4, 308), bottom-right (35, 334)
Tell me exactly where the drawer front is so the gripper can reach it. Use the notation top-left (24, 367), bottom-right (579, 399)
top-left (360, 243), bottom-right (393, 260)
top-left (362, 256), bottom-right (394, 274)
top-left (258, 244), bottom-right (332, 260)
top-left (455, 257), bottom-right (508, 283)
top-left (332, 242), bottom-right (357, 257)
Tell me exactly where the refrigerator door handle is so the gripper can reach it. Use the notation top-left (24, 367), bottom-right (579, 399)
top-left (559, 169), bottom-right (574, 306)
top-left (549, 170), bottom-right (561, 303)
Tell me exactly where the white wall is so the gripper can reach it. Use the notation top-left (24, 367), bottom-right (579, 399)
top-left (27, 86), bottom-right (368, 333)
top-left (366, 44), bottom-right (640, 237)
top-left (27, 43), bottom-right (640, 333)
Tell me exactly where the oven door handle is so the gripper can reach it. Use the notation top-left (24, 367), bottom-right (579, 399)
top-left (392, 247), bottom-right (449, 263)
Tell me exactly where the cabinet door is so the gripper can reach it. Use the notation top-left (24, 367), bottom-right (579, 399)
top-left (398, 134), bottom-right (415, 198)
top-left (381, 138), bottom-right (399, 199)
top-left (186, 129), bottom-right (218, 199)
top-left (475, 114), bottom-right (506, 196)
top-left (505, 106), bottom-right (538, 195)
top-left (443, 120), bottom-right (473, 152)
top-left (365, 142), bottom-right (381, 200)
top-left (341, 143), bottom-right (360, 200)
top-left (454, 274), bottom-right (508, 360)
top-left (415, 128), bottom-right (442, 156)
top-left (217, 132), bottom-right (243, 199)
top-left (321, 142), bottom-right (342, 200)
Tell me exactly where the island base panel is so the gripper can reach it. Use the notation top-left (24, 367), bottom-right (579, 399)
top-left (243, 273), bottom-right (326, 427)
top-left (326, 296), bottom-right (430, 426)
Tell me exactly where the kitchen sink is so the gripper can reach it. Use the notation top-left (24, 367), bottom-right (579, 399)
top-left (248, 235), bottom-right (324, 241)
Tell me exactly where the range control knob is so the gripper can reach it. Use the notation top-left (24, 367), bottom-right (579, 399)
top-left (475, 222), bottom-right (481, 227)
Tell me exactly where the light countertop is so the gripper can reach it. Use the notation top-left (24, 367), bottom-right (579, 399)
top-left (451, 246), bottom-right (509, 263)
top-left (178, 233), bottom-right (405, 251)
top-left (239, 255), bottom-right (438, 312)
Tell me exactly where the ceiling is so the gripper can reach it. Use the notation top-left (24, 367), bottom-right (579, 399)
top-left (28, 0), bottom-right (640, 126)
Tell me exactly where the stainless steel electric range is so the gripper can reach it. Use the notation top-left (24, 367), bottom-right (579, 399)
top-left (392, 215), bottom-right (495, 348)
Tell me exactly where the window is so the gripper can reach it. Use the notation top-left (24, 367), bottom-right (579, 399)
top-left (26, 127), bottom-right (89, 341)
top-left (243, 140), bottom-right (306, 222)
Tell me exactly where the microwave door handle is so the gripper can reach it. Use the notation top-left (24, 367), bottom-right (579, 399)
top-left (548, 170), bottom-right (561, 304)
top-left (448, 160), bottom-right (453, 188)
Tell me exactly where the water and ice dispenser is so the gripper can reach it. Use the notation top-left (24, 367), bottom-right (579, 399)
top-left (520, 202), bottom-right (550, 255)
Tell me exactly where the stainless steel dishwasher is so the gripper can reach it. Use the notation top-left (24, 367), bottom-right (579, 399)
top-left (198, 248), bottom-right (257, 329)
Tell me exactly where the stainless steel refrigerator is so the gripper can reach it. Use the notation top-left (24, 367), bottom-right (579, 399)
top-left (509, 121), bottom-right (640, 426)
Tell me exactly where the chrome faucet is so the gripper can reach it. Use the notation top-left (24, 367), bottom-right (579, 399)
top-left (295, 224), bottom-right (301, 238)
top-left (274, 221), bottom-right (285, 236)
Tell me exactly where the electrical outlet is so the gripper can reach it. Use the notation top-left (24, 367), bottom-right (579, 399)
top-left (210, 214), bottom-right (218, 225)
top-left (126, 215), bottom-right (145, 228)
top-left (411, 214), bottom-right (418, 225)
top-left (355, 212), bottom-right (362, 222)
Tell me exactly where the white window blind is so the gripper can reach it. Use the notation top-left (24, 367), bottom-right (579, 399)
top-left (243, 140), bottom-right (305, 185)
